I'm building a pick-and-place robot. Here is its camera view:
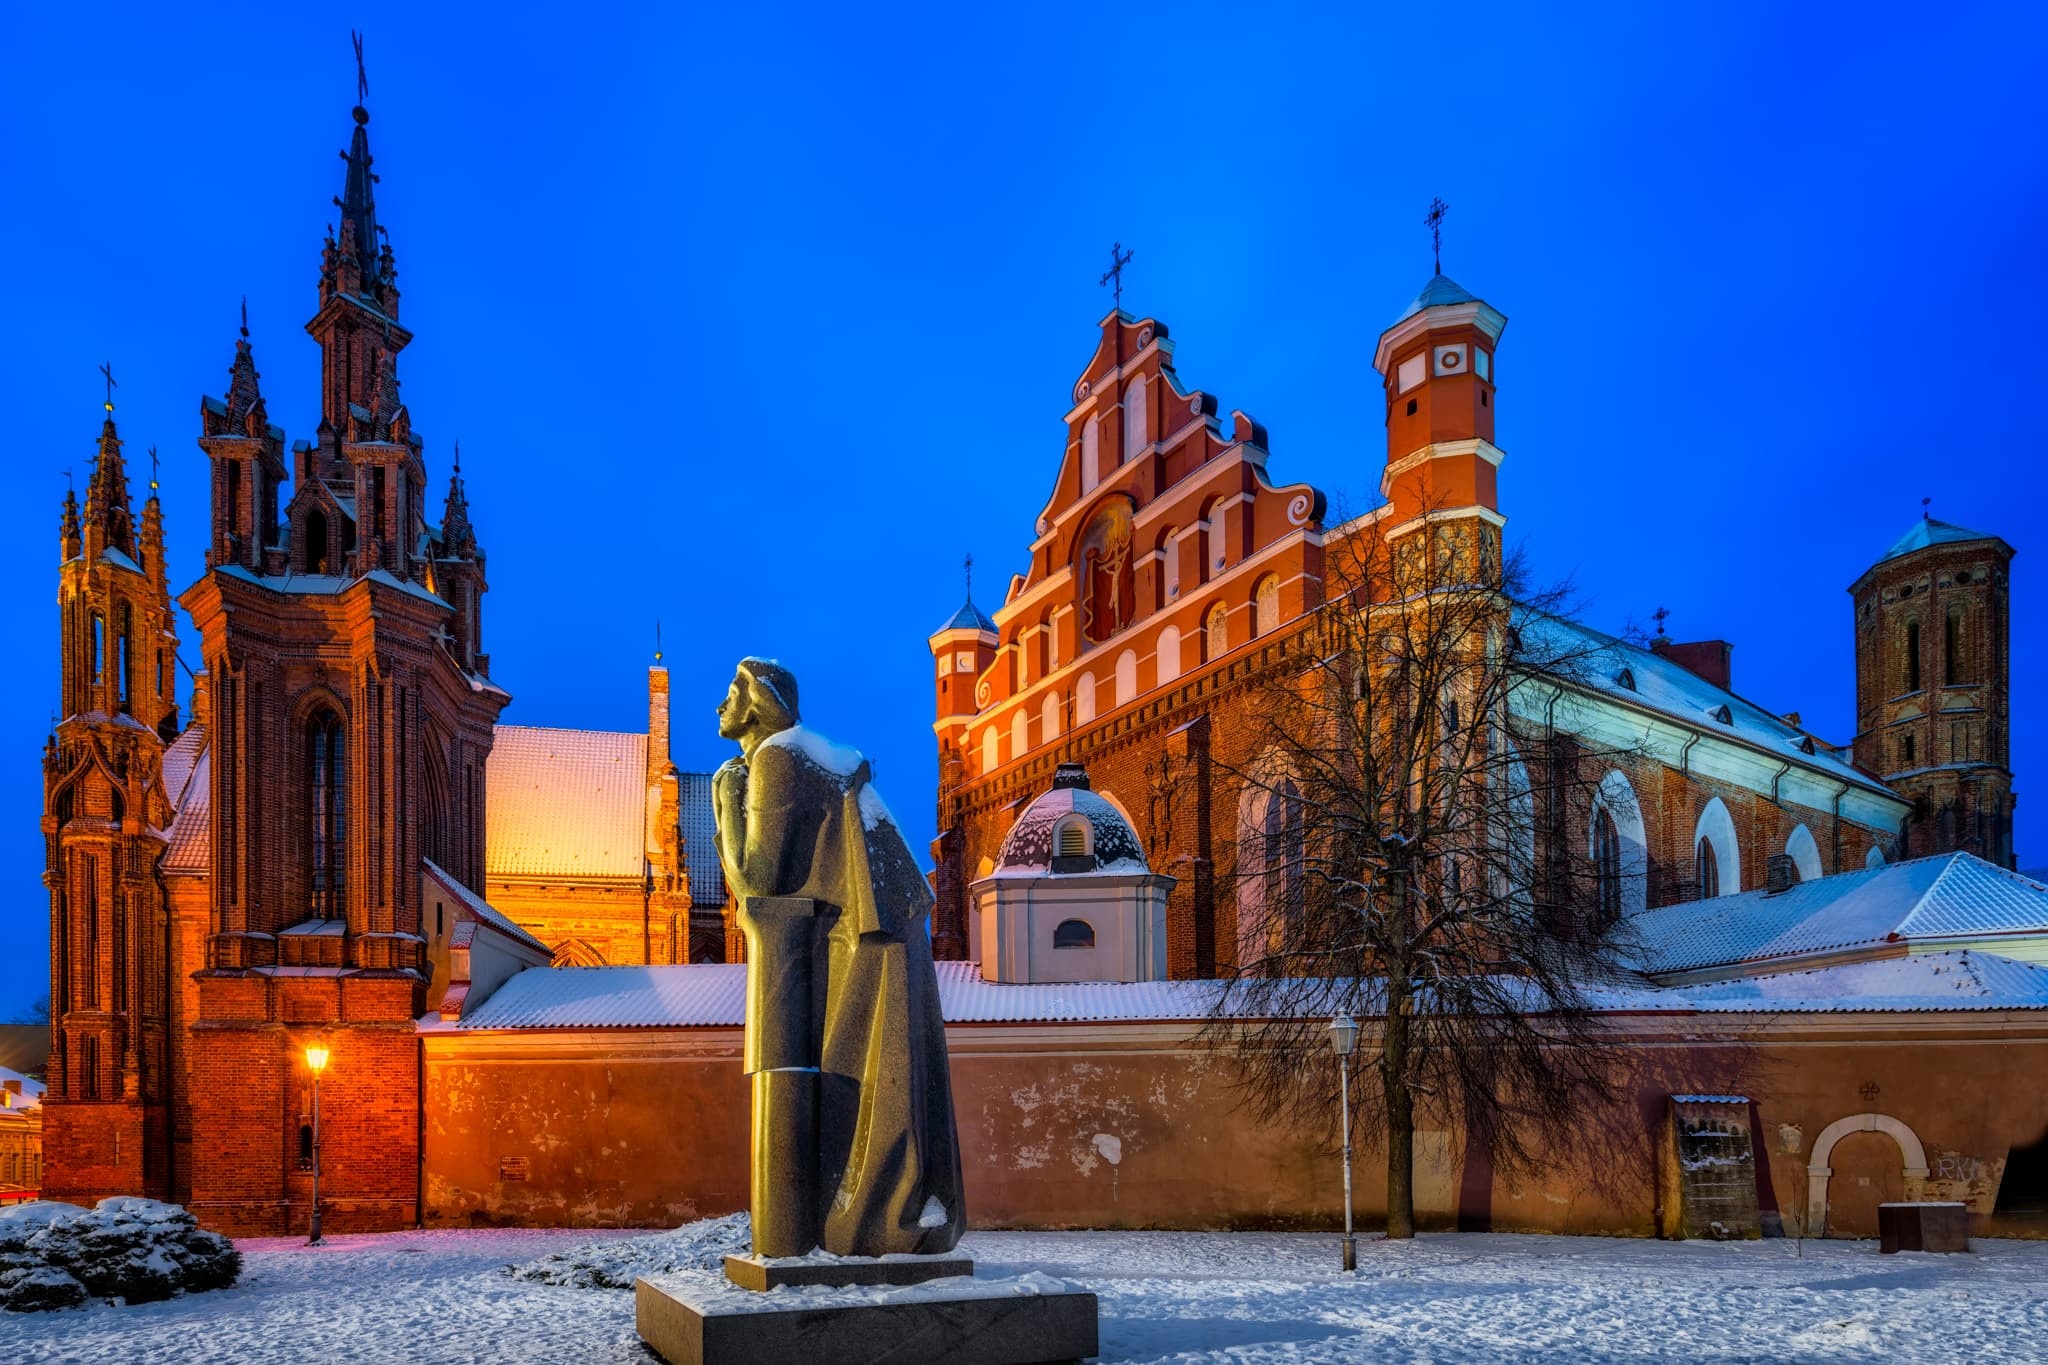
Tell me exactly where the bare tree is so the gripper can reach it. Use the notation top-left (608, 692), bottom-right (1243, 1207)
top-left (1204, 510), bottom-right (1646, 1239)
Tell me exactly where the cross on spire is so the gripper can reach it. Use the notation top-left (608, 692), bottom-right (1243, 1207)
top-left (148, 445), bottom-right (160, 492)
top-left (1099, 241), bottom-right (1134, 309)
top-left (1424, 198), bottom-right (1448, 276)
top-left (1651, 605), bottom-right (1671, 638)
top-left (655, 620), bottom-right (663, 663)
top-left (99, 361), bottom-right (117, 416)
top-left (352, 29), bottom-right (369, 108)
top-left (240, 296), bottom-right (249, 339)
top-left (964, 553), bottom-right (974, 602)
top-left (1922, 495), bottom-right (1933, 520)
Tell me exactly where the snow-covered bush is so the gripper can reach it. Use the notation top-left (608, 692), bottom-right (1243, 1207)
top-left (0, 1197), bottom-right (239, 1312)
top-left (505, 1211), bottom-right (751, 1289)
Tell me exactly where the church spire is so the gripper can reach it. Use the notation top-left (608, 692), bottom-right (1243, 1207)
top-left (318, 36), bottom-right (399, 320)
top-left (60, 481), bottom-right (80, 561)
top-left (222, 300), bottom-right (267, 433)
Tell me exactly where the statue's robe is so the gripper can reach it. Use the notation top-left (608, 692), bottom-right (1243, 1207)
top-left (721, 724), bottom-right (966, 1256)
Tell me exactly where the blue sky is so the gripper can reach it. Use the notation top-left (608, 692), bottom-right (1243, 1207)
top-left (4, 2), bottom-right (2043, 1014)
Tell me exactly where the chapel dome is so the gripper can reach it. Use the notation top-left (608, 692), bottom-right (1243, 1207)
top-left (993, 764), bottom-right (1147, 875)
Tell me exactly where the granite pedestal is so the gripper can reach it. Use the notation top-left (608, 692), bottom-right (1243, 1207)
top-left (635, 1271), bottom-right (1099, 1365)
top-left (723, 1251), bottom-right (975, 1291)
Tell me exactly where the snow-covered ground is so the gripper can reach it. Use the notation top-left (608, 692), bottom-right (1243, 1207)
top-left (3, 1225), bottom-right (2045, 1363)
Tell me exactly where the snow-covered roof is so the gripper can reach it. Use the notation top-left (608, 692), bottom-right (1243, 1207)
top-left (1880, 516), bottom-right (2003, 563)
top-left (455, 945), bottom-right (2048, 1032)
top-left (100, 547), bottom-right (144, 575)
top-left (161, 732), bottom-right (211, 874)
top-left (0, 1065), bottom-right (43, 1114)
top-left (676, 772), bottom-right (728, 907)
top-left (1525, 613), bottom-right (1892, 798)
top-left (990, 764), bottom-right (1148, 877)
top-left (212, 563), bottom-right (450, 609)
top-left (1623, 853), bottom-right (2048, 976)
top-left (423, 857), bottom-right (551, 955)
top-left (486, 725), bottom-right (648, 880)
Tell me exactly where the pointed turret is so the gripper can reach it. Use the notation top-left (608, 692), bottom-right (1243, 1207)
top-left (60, 484), bottom-right (80, 562)
top-left (441, 444), bottom-right (477, 559)
top-left (201, 308), bottom-right (287, 573)
top-left (308, 91), bottom-right (410, 435)
top-left (81, 418), bottom-right (137, 559)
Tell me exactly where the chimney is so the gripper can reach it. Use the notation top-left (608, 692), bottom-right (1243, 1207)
top-left (1764, 853), bottom-right (1796, 896)
top-left (1650, 637), bottom-right (1734, 692)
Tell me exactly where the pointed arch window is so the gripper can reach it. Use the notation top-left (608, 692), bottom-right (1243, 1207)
top-left (1904, 618), bottom-right (1922, 692)
top-left (1262, 778), bottom-right (1305, 933)
top-left (1594, 808), bottom-right (1623, 924)
top-left (307, 510), bottom-right (331, 575)
top-left (91, 612), bottom-right (106, 687)
top-left (116, 605), bottom-right (132, 713)
top-left (309, 710), bottom-right (348, 919)
top-left (1944, 607), bottom-right (1965, 685)
top-left (1694, 837), bottom-right (1719, 899)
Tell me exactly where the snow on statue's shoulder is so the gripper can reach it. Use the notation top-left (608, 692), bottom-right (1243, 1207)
top-left (765, 725), bottom-right (864, 779)
top-left (858, 783), bottom-right (898, 833)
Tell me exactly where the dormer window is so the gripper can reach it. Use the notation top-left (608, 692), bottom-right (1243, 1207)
top-left (1616, 667), bottom-right (1636, 692)
top-left (1708, 704), bottom-right (1732, 725)
top-left (1056, 819), bottom-right (1091, 860)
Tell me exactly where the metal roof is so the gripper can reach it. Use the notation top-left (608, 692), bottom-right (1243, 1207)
top-left (1396, 273), bottom-right (1481, 320)
top-left (934, 599), bottom-right (997, 635)
top-left (423, 857), bottom-right (550, 955)
top-left (454, 943), bottom-right (2048, 1032)
top-left (676, 772), bottom-right (729, 907)
top-left (485, 725), bottom-right (649, 879)
top-left (1623, 853), bottom-right (2048, 975)
top-left (161, 730), bottom-right (211, 874)
top-left (1880, 516), bottom-right (2002, 563)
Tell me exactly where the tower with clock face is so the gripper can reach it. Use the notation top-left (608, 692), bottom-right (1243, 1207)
top-left (1371, 273), bottom-right (1508, 537)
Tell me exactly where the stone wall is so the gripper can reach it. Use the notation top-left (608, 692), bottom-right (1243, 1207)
top-left (420, 1016), bottom-right (2048, 1239)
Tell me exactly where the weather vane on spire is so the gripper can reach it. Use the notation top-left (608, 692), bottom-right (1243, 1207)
top-left (963, 553), bottom-right (975, 601)
top-left (99, 361), bottom-right (117, 416)
top-left (1424, 198), bottom-right (1448, 276)
top-left (1099, 241), bottom-right (1134, 310)
top-left (352, 29), bottom-right (369, 107)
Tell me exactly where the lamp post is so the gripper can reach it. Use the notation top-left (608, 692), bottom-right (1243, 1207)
top-left (304, 1042), bottom-right (330, 1247)
top-left (1329, 1015), bottom-right (1359, 1272)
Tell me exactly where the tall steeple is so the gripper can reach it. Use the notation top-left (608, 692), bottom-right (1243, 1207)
top-left (81, 416), bottom-right (136, 559)
top-left (201, 307), bottom-right (286, 573)
top-left (308, 66), bottom-right (409, 439)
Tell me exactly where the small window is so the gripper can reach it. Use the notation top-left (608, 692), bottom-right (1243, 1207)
top-left (1695, 837), bottom-right (1720, 899)
top-left (1405, 398), bottom-right (1418, 416)
top-left (1709, 704), bottom-right (1732, 725)
top-left (1905, 619), bottom-right (1922, 691)
top-left (1616, 668), bottom-right (1636, 692)
top-left (1480, 390), bottom-right (1489, 407)
top-left (1056, 821), bottom-right (1090, 859)
top-left (1053, 919), bottom-right (1096, 949)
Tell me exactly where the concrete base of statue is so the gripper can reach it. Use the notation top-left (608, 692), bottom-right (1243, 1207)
top-left (722, 1250), bottom-right (976, 1291)
top-left (635, 1267), bottom-right (1099, 1365)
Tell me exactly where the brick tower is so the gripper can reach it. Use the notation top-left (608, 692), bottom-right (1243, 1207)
top-left (1850, 515), bottom-right (2017, 866)
top-left (173, 83), bottom-right (511, 1234)
top-left (41, 405), bottom-right (184, 1204)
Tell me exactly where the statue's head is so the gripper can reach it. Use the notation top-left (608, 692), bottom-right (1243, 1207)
top-left (718, 657), bottom-right (801, 745)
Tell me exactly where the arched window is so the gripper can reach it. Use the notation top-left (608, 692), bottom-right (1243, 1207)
top-left (80, 1036), bottom-right (100, 1099)
top-left (1252, 575), bottom-right (1280, 638)
top-left (1055, 819), bottom-right (1092, 860)
top-left (1205, 604), bottom-right (1229, 662)
top-left (1904, 618), bottom-right (1921, 692)
top-left (1263, 778), bottom-right (1305, 932)
top-left (1075, 672), bottom-right (1097, 724)
top-left (1080, 417), bottom-right (1101, 494)
top-left (1010, 709), bottom-right (1030, 762)
top-left (1944, 607), bottom-right (1965, 685)
top-left (980, 726), bottom-right (1001, 775)
top-left (1053, 919), bottom-right (1096, 949)
top-left (307, 509), bottom-right (330, 574)
top-left (1589, 770), bottom-right (1648, 925)
top-left (1123, 374), bottom-right (1148, 458)
top-left (1692, 797), bottom-right (1741, 896)
top-left (309, 710), bottom-right (348, 919)
top-left (1785, 824), bottom-right (1822, 882)
top-left (1899, 731), bottom-right (1916, 767)
top-left (1115, 649), bottom-right (1138, 707)
top-left (1041, 692), bottom-right (1061, 743)
top-left (1156, 624), bottom-right (1182, 686)
top-left (1694, 837), bottom-right (1719, 899)
top-left (116, 605), bottom-right (132, 713)
top-left (91, 612), bottom-right (106, 685)
top-left (1595, 809), bottom-right (1624, 923)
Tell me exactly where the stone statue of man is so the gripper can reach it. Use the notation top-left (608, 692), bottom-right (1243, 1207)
top-left (713, 658), bottom-right (966, 1259)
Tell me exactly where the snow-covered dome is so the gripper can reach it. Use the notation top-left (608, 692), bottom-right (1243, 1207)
top-left (994, 764), bottom-right (1146, 875)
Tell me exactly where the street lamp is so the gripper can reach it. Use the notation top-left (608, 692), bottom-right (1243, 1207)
top-left (304, 1041), bottom-right (331, 1247)
top-left (1328, 1016), bottom-right (1359, 1272)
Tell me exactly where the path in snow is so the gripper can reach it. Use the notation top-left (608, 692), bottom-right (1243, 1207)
top-left (3, 1226), bottom-right (2045, 1363)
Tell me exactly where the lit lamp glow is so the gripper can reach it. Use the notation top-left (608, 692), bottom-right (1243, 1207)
top-left (1328, 1016), bottom-right (1359, 1272)
top-left (305, 1042), bottom-right (330, 1246)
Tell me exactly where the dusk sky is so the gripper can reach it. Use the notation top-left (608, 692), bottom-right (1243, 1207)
top-left (4, 2), bottom-right (2042, 1015)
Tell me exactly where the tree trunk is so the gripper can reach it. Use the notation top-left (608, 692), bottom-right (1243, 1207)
top-left (1384, 1003), bottom-right (1415, 1239)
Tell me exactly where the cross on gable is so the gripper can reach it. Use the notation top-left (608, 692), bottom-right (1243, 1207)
top-left (1098, 241), bottom-right (1134, 309)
